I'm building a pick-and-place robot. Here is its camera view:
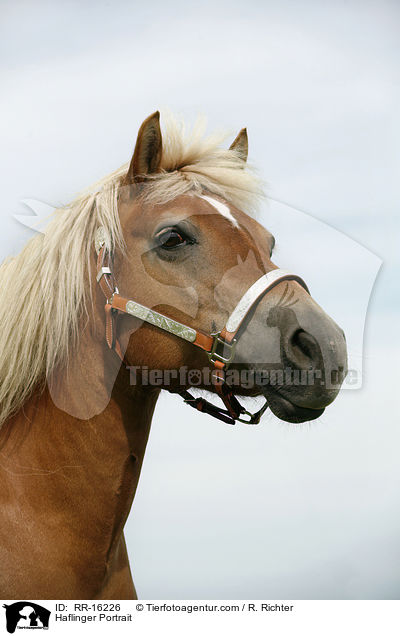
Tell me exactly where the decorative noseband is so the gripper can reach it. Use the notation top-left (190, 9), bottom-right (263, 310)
top-left (95, 229), bottom-right (309, 425)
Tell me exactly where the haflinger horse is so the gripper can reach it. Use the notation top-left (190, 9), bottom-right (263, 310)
top-left (0, 112), bottom-right (347, 599)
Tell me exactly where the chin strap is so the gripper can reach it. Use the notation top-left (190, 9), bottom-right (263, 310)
top-left (173, 384), bottom-right (270, 426)
top-left (95, 230), bottom-right (309, 425)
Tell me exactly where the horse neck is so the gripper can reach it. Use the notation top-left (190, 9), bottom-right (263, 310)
top-left (0, 329), bottom-right (160, 562)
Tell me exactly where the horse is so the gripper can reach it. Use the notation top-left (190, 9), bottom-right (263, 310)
top-left (0, 112), bottom-right (347, 599)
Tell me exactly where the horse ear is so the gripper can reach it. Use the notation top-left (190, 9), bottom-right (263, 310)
top-left (124, 111), bottom-right (162, 183)
top-left (229, 128), bottom-right (248, 162)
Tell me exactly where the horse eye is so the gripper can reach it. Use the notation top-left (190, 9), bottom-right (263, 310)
top-left (155, 228), bottom-right (189, 250)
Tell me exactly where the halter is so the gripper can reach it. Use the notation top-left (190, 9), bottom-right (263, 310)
top-left (95, 228), bottom-right (309, 426)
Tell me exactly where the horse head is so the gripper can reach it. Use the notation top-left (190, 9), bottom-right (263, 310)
top-left (98, 112), bottom-right (347, 424)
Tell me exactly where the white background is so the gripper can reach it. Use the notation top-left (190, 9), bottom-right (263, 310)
top-left (0, 0), bottom-right (399, 600)
top-left (3, 600), bottom-right (400, 636)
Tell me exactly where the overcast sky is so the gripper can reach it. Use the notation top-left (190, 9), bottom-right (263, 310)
top-left (0, 0), bottom-right (399, 599)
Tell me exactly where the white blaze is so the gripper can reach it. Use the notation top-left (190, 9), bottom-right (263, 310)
top-left (199, 195), bottom-right (239, 228)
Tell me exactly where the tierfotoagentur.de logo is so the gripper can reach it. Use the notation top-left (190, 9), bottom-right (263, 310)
top-left (2, 603), bottom-right (50, 633)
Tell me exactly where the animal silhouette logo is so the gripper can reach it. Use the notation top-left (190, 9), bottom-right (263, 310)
top-left (2, 602), bottom-right (50, 633)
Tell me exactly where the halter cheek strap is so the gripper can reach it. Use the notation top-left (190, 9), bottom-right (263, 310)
top-left (95, 233), bottom-right (309, 425)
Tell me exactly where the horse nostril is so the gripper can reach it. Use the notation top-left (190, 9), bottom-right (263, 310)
top-left (290, 329), bottom-right (319, 365)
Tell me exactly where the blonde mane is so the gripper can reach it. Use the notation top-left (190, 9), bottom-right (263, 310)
top-left (0, 114), bottom-right (264, 427)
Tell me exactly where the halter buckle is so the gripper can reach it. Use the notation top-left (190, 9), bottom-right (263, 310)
top-left (106, 289), bottom-right (119, 306)
top-left (208, 333), bottom-right (237, 366)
